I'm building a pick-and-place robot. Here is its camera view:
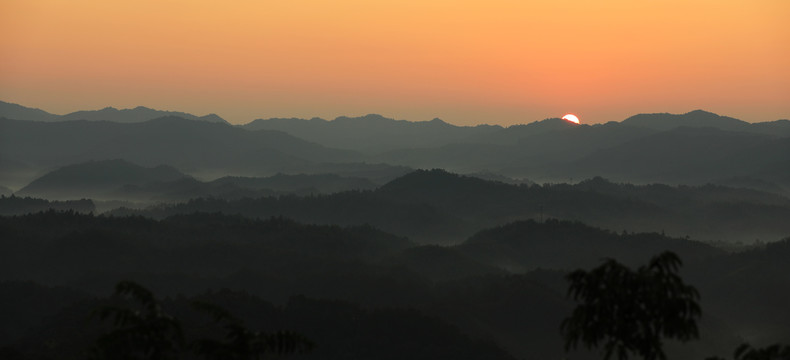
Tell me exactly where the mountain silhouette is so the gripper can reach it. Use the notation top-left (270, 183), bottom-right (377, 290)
top-left (243, 114), bottom-right (501, 153)
top-left (3, 106), bottom-right (789, 193)
top-left (463, 117), bottom-right (581, 145)
top-left (17, 159), bottom-right (188, 200)
top-left (622, 109), bottom-right (790, 137)
top-left (0, 100), bottom-right (227, 124)
top-left (0, 101), bottom-right (59, 121)
top-left (0, 116), bottom-right (367, 181)
top-left (457, 219), bottom-right (722, 272)
top-left (623, 110), bottom-right (748, 131)
top-left (557, 126), bottom-right (790, 185)
top-left (13, 160), bottom-right (389, 203)
top-left (374, 121), bottom-right (655, 173)
top-left (211, 173), bottom-right (377, 194)
top-left (61, 105), bottom-right (227, 124)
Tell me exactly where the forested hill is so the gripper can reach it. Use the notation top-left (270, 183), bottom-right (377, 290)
top-left (2, 211), bottom-right (788, 359)
top-left (108, 169), bottom-right (790, 244)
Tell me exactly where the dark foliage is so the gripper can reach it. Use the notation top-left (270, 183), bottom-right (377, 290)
top-left (707, 343), bottom-right (790, 360)
top-left (0, 195), bottom-right (95, 215)
top-left (562, 252), bottom-right (701, 360)
top-left (190, 300), bottom-right (314, 359)
top-left (91, 281), bottom-right (185, 359)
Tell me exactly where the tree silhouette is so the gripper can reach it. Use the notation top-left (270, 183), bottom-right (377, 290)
top-left (561, 251), bottom-right (701, 360)
top-left (707, 343), bottom-right (790, 360)
top-left (91, 281), bottom-right (184, 360)
top-left (91, 281), bottom-right (313, 360)
top-left (191, 300), bottom-right (314, 359)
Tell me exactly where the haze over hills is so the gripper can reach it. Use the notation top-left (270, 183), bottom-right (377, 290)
top-left (3, 100), bottom-right (790, 359)
top-left (16, 159), bottom-right (190, 200)
top-left (6, 106), bottom-right (789, 192)
top-left (543, 126), bottom-right (790, 186)
top-left (2, 211), bottom-right (788, 358)
top-left (0, 185), bottom-right (13, 196)
top-left (95, 169), bottom-right (790, 244)
top-left (0, 116), bottom-right (403, 187)
top-left (14, 159), bottom-right (381, 202)
top-left (0, 100), bottom-right (227, 124)
top-left (373, 119), bottom-right (656, 174)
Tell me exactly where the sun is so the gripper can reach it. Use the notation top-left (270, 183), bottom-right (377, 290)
top-left (562, 114), bottom-right (580, 124)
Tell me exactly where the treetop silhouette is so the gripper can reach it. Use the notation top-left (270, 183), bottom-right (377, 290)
top-left (561, 251), bottom-right (701, 360)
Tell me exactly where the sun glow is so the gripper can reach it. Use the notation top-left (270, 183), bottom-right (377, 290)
top-left (562, 114), bottom-right (580, 124)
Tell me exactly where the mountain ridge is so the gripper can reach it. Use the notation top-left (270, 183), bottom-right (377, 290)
top-left (0, 100), bottom-right (227, 124)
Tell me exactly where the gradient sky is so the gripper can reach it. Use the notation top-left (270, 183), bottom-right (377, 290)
top-left (2, 0), bottom-right (788, 125)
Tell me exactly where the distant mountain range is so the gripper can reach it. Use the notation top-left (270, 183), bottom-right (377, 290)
top-left (0, 116), bottom-right (412, 188)
top-left (241, 109), bottom-right (790, 189)
top-left (2, 100), bottom-right (789, 193)
top-left (622, 109), bottom-right (790, 136)
top-left (243, 114), bottom-right (503, 153)
top-left (0, 100), bottom-right (227, 124)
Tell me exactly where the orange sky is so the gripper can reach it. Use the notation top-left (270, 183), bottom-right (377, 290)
top-left (1, 0), bottom-right (788, 125)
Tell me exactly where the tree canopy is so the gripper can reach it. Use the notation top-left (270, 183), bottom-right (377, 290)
top-left (561, 252), bottom-right (701, 360)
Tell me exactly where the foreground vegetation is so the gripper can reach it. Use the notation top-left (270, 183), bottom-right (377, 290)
top-left (1, 210), bottom-right (788, 359)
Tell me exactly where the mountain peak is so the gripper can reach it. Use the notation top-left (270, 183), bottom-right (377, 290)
top-left (685, 109), bottom-right (714, 115)
top-left (622, 110), bottom-right (748, 132)
top-left (333, 114), bottom-right (390, 123)
top-left (17, 159), bottom-right (189, 200)
top-left (59, 105), bottom-right (227, 124)
top-left (0, 100), bottom-right (59, 121)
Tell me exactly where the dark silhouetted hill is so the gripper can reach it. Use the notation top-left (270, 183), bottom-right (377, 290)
top-left (748, 119), bottom-right (790, 137)
top-left (211, 173), bottom-right (377, 194)
top-left (375, 121), bottom-right (655, 173)
top-left (111, 173), bottom-right (378, 202)
top-left (17, 159), bottom-right (188, 200)
top-left (6, 286), bottom-right (518, 360)
top-left (61, 105), bottom-right (227, 123)
top-left (383, 245), bottom-right (507, 281)
top-left (0, 101), bottom-right (59, 121)
top-left (0, 196), bottom-right (95, 215)
top-left (557, 127), bottom-right (790, 186)
top-left (457, 219), bottom-right (723, 272)
top-left (2, 211), bottom-right (787, 358)
top-left (464, 117), bottom-right (581, 145)
top-left (464, 171), bottom-right (534, 185)
top-left (107, 169), bottom-right (790, 243)
top-left (623, 110), bottom-right (748, 131)
top-left (14, 159), bottom-right (387, 202)
top-left (689, 237), bottom-right (790, 343)
top-left (4, 106), bottom-right (789, 194)
top-left (0, 281), bottom-right (90, 346)
top-left (623, 110), bottom-right (790, 137)
top-left (0, 117), bottom-right (368, 180)
top-left (0, 156), bottom-right (38, 190)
